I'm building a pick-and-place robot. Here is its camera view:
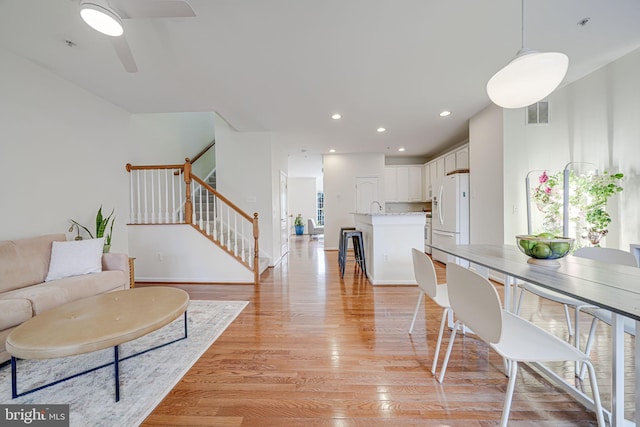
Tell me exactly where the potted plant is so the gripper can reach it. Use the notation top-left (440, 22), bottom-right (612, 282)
top-left (294, 214), bottom-right (304, 235)
top-left (71, 206), bottom-right (115, 252)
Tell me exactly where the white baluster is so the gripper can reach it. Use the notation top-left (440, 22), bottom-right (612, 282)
top-left (205, 190), bottom-right (211, 235)
top-left (198, 185), bottom-right (203, 229)
top-left (129, 172), bottom-right (134, 224)
top-left (212, 195), bottom-right (218, 240)
top-left (241, 221), bottom-right (245, 262)
top-left (178, 171), bottom-right (183, 223)
top-left (233, 214), bottom-right (238, 256)
top-left (171, 169), bottom-right (176, 223)
top-left (191, 181), bottom-right (196, 225)
top-left (164, 169), bottom-right (172, 224)
top-left (227, 207), bottom-right (231, 249)
top-left (143, 170), bottom-right (149, 224)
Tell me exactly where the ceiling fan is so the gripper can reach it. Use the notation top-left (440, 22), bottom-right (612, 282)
top-left (79, 0), bottom-right (196, 73)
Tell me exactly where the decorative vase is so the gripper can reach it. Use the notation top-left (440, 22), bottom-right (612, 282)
top-left (585, 228), bottom-right (608, 246)
top-left (295, 225), bottom-right (304, 235)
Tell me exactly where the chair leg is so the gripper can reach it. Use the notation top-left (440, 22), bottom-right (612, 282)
top-left (431, 308), bottom-right (449, 376)
top-left (437, 320), bottom-right (461, 383)
top-left (579, 317), bottom-right (599, 380)
top-left (563, 303), bottom-right (574, 336)
top-left (500, 359), bottom-right (518, 427)
top-left (583, 360), bottom-right (607, 427)
top-left (515, 285), bottom-right (525, 315)
top-left (408, 292), bottom-right (425, 334)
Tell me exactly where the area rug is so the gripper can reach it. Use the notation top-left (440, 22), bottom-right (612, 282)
top-left (0, 300), bottom-right (248, 427)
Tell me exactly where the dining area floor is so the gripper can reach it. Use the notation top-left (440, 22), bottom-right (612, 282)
top-left (142, 236), bottom-right (635, 426)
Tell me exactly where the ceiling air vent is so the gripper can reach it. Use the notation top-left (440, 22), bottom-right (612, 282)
top-left (526, 100), bottom-right (549, 125)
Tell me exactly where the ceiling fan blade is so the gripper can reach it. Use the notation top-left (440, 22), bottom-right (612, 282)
top-left (110, 35), bottom-right (138, 73)
top-left (113, 0), bottom-right (196, 19)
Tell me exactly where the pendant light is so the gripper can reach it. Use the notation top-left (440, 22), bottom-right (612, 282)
top-left (79, 1), bottom-right (124, 37)
top-left (486, 0), bottom-right (568, 109)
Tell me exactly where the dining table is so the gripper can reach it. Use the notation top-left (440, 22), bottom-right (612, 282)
top-left (430, 242), bottom-right (640, 427)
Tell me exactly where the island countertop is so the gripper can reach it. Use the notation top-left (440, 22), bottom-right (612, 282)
top-left (352, 213), bottom-right (425, 285)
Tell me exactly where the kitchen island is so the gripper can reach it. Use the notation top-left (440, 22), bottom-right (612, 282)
top-left (353, 212), bottom-right (426, 285)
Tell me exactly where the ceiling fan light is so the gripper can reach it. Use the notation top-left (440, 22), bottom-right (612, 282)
top-left (487, 49), bottom-right (569, 109)
top-left (80, 2), bottom-right (124, 37)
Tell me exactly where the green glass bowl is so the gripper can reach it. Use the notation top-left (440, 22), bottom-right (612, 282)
top-left (516, 235), bottom-right (575, 264)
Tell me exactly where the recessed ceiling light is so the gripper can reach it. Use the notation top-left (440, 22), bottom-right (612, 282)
top-left (440, 110), bottom-right (451, 117)
top-left (398, 147), bottom-right (406, 152)
top-left (329, 149), bottom-right (336, 153)
top-left (377, 127), bottom-right (386, 133)
top-left (331, 113), bottom-right (342, 120)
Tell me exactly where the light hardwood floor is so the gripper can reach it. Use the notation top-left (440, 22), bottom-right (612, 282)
top-left (141, 236), bottom-right (635, 426)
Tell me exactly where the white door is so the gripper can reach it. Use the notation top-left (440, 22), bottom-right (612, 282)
top-left (279, 171), bottom-right (289, 258)
top-left (355, 176), bottom-right (379, 213)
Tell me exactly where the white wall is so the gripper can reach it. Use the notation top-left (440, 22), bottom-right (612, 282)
top-left (323, 153), bottom-right (385, 249)
top-left (0, 47), bottom-right (130, 252)
top-left (288, 177), bottom-right (317, 234)
top-left (469, 104), bottom-right (504, 244)
top-left (502, 46), bottom-right (640, 250)
top-left (214, 114), bottom-right (278, 265)
top-left (128, 225), bottom-right (253, 283)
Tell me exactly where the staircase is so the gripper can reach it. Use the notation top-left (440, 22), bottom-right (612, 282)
top-left (126, 155), bottom-right (267, 285)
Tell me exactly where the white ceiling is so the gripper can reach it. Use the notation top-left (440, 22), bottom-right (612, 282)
top-left (2, 0), bottom-right (640, 161)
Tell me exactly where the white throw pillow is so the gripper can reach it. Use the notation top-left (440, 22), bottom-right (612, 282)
top-left (45, 238), bottom-right (104, 281)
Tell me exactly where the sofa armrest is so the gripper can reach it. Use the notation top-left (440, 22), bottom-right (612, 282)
top-left (102, 253), bottom-right (130, 277)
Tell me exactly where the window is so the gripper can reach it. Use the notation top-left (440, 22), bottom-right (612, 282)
top-left (316, 192), bottom-right (324, 225)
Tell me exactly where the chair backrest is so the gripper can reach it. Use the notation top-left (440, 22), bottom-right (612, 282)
top-left (308, 218), bottom-right (315, 230)
top-left (573, 247), bottom-right (638, 267)
top-left (446, 263), bottom-right (503, 344)
top-left (411, 248), bottom-right (439, 298)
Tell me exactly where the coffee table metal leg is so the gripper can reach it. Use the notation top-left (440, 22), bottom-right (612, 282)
top-left (114, 345), bottom-right (120, 402)
top-left (10, 311), bottom-right (188, 401)
top-left (11, 356), bottom-right (17, 398)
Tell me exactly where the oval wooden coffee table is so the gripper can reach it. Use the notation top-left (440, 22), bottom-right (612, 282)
top-left (6, 287), bottom-right (190, 401)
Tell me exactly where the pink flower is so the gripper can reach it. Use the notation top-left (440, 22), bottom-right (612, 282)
top-left (544, 186), bottom-right (552, 194)
top-left (539, 171), bottom-right (549, 184)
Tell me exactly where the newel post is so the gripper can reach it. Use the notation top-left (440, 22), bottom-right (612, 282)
top-left (253, 212), bottom-right (260, 285)
top-left (184, 158), bottom-right (193, 224)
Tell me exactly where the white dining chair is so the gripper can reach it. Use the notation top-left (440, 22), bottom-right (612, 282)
top-left (571, 247), bottom-right (638, 378)
top-left (438, 263), bottom-right (605, 427)
top-left (408, 248), bottom-right (452, 376)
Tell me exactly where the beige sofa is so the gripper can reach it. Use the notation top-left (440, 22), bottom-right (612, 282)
top-left (0, 233), bottom-right (130, 363)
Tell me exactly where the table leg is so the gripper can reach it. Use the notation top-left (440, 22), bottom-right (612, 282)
top-left (114, 345), bottom-right (120, 402)
top-left (11, 356), bottom-right (17, 398)
top-left (636, 319), bottom-right (640, 427)
top-left (611, 313), bottom-right (624, 427)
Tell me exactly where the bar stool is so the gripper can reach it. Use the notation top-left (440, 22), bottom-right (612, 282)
top-left (338, 227), bottom-right (356, 272)
top-left (340, 229), bottom-right (367, 278)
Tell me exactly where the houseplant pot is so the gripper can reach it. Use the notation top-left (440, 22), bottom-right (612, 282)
top-left (294, 214), bottom-right (304, 235)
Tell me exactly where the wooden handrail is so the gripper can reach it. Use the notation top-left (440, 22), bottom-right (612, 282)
top-left (190, 140), bottom-right (215, 164)
top-left (191, 175), bottom-right (253, 222)
top-left (126, 163), bottom-right (184, 172)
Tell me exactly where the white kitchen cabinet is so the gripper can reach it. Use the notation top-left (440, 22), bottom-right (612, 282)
top-left (407, 166), bottom-right (423, 201)
top-left (423, 163), bottom-right (431, 200)
top-left (444, 152), bottom-right (456, 174)
top-left (384, 167), bottom-right (398, 202)
top-left (456, 146), bottom-right (469, 169)
top-left (435, 157), bottom-right (445, 182)
top-left (384, 166), bottom-right (423, 202)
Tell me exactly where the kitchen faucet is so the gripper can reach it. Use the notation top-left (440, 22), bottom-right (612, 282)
top-left (370, 201), bottom-right (383, 213)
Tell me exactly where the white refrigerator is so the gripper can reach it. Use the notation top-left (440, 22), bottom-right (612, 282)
top-left (431, 172), bottom-right (470, 264)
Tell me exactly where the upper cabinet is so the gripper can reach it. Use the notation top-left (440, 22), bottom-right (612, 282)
top-left (384, 165), bottom-right (423, 202)
top-left (424, 143), bottom-right (469, 200)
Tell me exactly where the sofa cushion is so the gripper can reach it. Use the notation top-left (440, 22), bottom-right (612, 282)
top-left (0, 299), bottom-right (32, 330)
top-left (45, 238), bottom-right (104, 281)
top-left (0, 234), bottom-right (66, 293)
top-left (0, 270), bottom-right (127, 315)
